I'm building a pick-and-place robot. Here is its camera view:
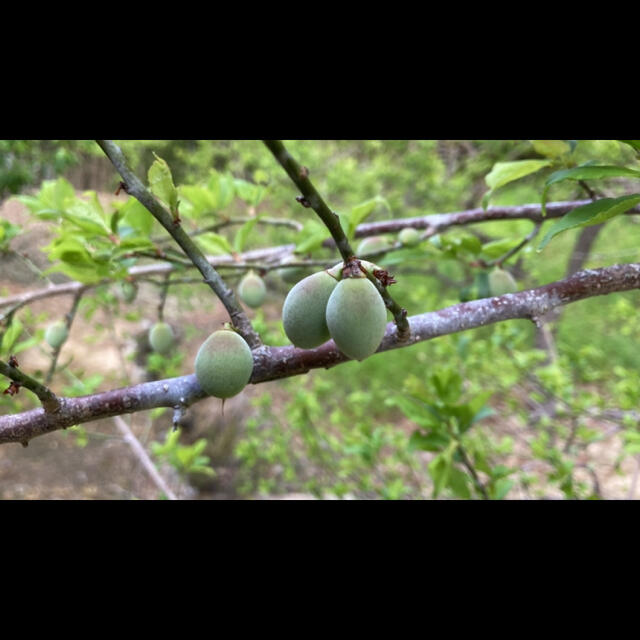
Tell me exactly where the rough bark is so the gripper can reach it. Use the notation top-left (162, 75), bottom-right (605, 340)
top-left (3, 262), bottom-right (640, 445)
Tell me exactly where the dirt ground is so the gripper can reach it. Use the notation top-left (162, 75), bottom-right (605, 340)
top-left (1, 194), bottom-right (639, 500)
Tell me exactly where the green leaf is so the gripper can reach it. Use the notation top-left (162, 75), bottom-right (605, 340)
top-left (233, 215), bottom-right (263, 253)
top-left (294, 220), bottom-right (330, 254)
top-left (179, 185), bottom-right (219, 217)
top-left (208, 172), bottom-right (236, 210)
top-left (63, 192), bottom-right (111, 236)
top-left (234, 179), bottom-right (265, 206)
top-left (618, 140), bottom-right (640, 152)
top-left (195, 232), bottom-right (233, 256)
top-left (542, 165), bottom-right (640, 215)
top-left (408, 430), bottom-right (451, 452)
top-left (538, 194), bottom-right (640, 251)
top-left (117, 197), bottom-right (155, 236)
top-left (483, 160), bottom-right (551, 209)
top-left (1, 317), bottom-right (23, 355)
top-left (148, 153), bottom-right (180, 215)
top-left (492, 478), bottom-right (514, 500)
top-left (428, 440), bottom-right (458, 499)
top-left (347, 196), bottom-right (390, 239)
top-left (480, 237), bottom-right (523, 260)
top-left (386, 395), bottom-right (443, 430)
top-left (530, 140), bottom-right (571, 158)
top-left (448, 467), bottom-right (471, 499)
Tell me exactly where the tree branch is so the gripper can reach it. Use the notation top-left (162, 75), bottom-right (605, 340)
top-left (6, 199), bottom-right (639, 315)
top-left (3, 262), bottom-right (640, 445)
top-left (95, 139), bottom-right (262, 349)
top-left (0, 359), bottom-right (61, 415)
top-left (263, 139), bottom-right (410, 339)
top-left (45, 286), bottom-right (86, 385)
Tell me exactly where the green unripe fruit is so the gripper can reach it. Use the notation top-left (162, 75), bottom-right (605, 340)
top-left (45, 322), bottom-right (68, 349)
top-left (282, 271), bottom-right (338, 349)
top-left (398, 228), bottom-right (421, 247)
top-left (194, 330), bottom-right (253, 398)
top-left (120, 281), bottom-right (138, 303)
top-left (238, 271), bottom-right (266, 309)
top-left (325, 277), bottom-right (388, 361)
top-left (149, 322), bottom-right (175, 355)
top-left (356, 236), bottom-right (392, 256)
top-left (488, 268), bottom-right (518, 296)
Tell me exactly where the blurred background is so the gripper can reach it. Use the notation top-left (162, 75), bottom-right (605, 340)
top-left (1, 140), bottom-right (639, 500)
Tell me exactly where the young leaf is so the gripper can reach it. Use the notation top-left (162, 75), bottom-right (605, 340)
top-left (618, 140), bottom-right (640, 153)
top-left (538, 194), bottom-right (640, 251)
top-left (179, 185), bottom-right (219, 217)
top-left (195, 232), bottom-right (233, 256)
top-left (541, 165), bottom-right (640, 215)
top-left (483, 160), bottom-right (552, 209)
top-left (1, 317), bottom-right (23, 355)
top-left (408, 430), bottom-right (451, 452)
top-left (148, 153), bottom-right (180, 218)
top-left (233, 215), bottom-right (263, 253)
top-left (530, 140), bottom-right (571, 158)
top-left (347, 196), bottom-right (390, 239)
top-left (448, 467), bottom-right (471, 499)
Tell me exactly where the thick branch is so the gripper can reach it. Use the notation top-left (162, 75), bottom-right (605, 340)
top-left (96, 140), bottom-right (262, 349)
top-left (3, 262), bottom-right (640, 445)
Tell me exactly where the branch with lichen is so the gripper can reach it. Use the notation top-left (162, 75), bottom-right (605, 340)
top-left (95, 139), bottom-right (262, 349)
top-left (3, 261), bottom-right (640, 446)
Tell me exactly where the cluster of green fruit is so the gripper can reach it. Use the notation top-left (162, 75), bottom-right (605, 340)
top-left (282, 261), bottom-right (388, 361)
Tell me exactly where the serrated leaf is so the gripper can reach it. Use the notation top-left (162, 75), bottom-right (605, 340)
top-left (195, 232), bottom-right (233, 256)
top-left (538, 194), bottom-right (640, 251)
top-left (541, 164), bottom-right (640, 215)
top-left (233, 215), bottom-right (263, 253)
top-left (483, 160), bottom-right (551, 210)
top-left (530, 140), bottom-right (571, 157)
top-left (148, 153), bottom-right (180, 215)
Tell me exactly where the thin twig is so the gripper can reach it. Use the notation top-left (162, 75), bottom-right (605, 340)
top-left (45, 287), bottom-right (85, 385)
top-left (0, 359), bottom-right (61, 414)
top-left (457, 442), bottom-right (489, 500)
top-left (263, 139), bottom-right (410, 339)
top-left (112, 415), bottom-right (178, 500)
